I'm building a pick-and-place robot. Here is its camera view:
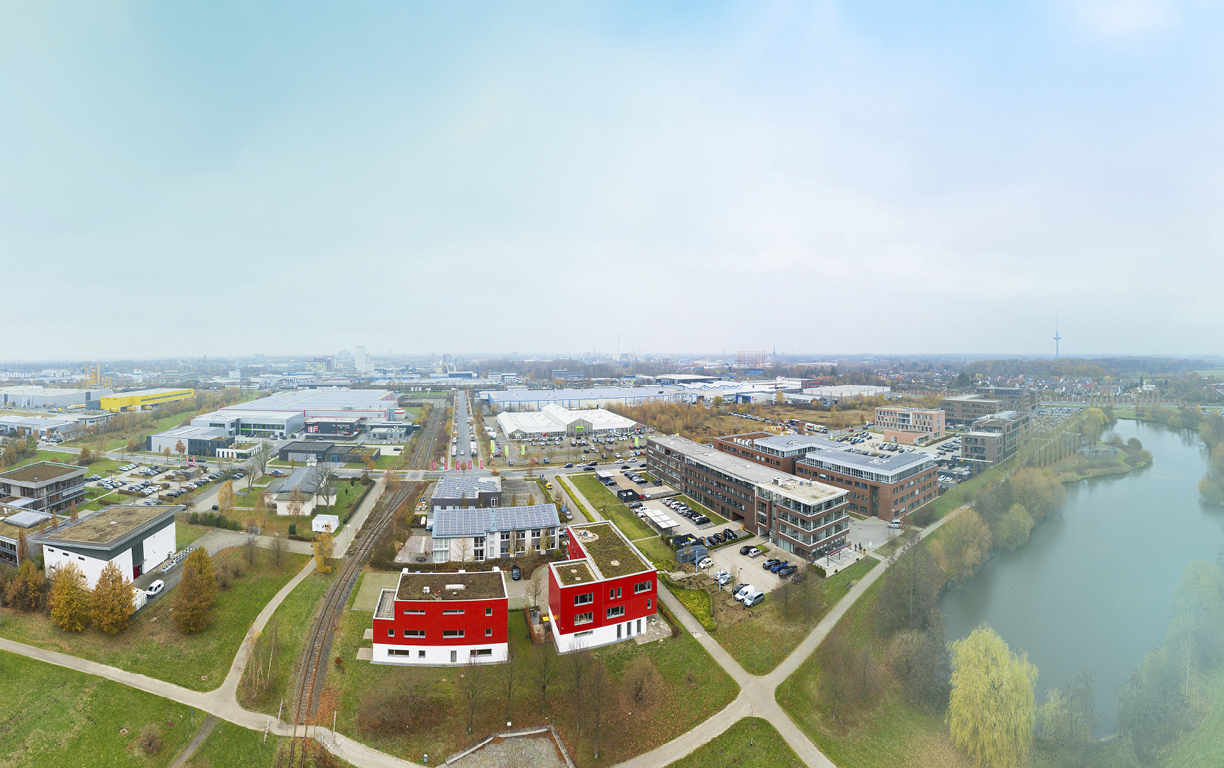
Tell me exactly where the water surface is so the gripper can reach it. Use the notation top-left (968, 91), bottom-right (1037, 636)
top-left (941, 420), bottom-right (1224, 732)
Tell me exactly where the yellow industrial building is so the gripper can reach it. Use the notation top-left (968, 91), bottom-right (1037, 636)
top-left (100, 388), bottom-right (195, 412)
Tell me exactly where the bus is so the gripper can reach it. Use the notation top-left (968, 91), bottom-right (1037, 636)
top-left (805, 422), bottom-right (828, 434)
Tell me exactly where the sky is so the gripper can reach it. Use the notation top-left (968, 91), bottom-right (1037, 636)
top-left (3, 1), bottom-right (1224, 361)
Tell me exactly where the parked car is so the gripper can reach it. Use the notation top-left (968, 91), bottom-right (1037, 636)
top-left (778, 564), bottom-right (798, 577)
top-left (734, 584), bottom-right (755, 601)
top-left (739, 545), bottom-right (752, 555)
top-left (742, 590), bottom-right (765, 607)
top-left (888, 519), bottom-right (902, 529)
top-left (511, 564), bottom-right (522, 581)
top-left (748, 547), bottom-right (762, 558)
top-left (762, 558), bottom-right (781, 570)
top-left (696, 557), bottom-right (713, 570)
top-left (145, 580), bottom-right (165, 598)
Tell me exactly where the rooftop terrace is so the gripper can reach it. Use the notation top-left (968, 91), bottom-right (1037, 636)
top-left (394, 570), bottom-right (507, 601)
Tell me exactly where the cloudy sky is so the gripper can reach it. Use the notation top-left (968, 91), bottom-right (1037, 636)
top-left (3, 1), bottom-right (1224, 361)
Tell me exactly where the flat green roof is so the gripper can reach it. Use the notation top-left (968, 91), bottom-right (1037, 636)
top-left (573, 521), bottom-right (651, 579)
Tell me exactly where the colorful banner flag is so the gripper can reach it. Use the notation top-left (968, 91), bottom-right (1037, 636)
top-left (490, 439), bottom-right (496, 455)
top-left (634, 436), bottom-right (640, 448)
top-left (479, 460), bottom-right (484, 469)
top-left (520, 444), bottom-right (526, 457)
top-left (468, 460), bottom-right (473, 470)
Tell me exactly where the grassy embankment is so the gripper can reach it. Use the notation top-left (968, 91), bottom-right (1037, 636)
top-left (0, 650), bottom-right (196, 768)
top-left (0, 549), bottom-right (311, 692)
top-left (567, 473), bottom-right (674, 565)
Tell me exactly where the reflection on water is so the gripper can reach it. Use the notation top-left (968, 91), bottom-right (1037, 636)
top-left (941, 420), bottom-right (1224, 732)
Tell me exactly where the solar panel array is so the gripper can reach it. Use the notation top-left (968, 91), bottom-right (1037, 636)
top-left (433, 503), bottom-right (560, 538)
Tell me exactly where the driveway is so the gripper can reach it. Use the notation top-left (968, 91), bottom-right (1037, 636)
top-left (847, 515), bottom-right (900, 553)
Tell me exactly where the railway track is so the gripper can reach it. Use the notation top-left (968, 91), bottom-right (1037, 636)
top-left (282, 480), bottom-right (420, 766)
top-left (406, 392), bottom-right (449, 470)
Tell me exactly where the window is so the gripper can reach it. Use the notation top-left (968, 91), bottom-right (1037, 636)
top-left (634, 580), bottom-right (652, 594)
top-left (576, 630), bottom-right (594, 638)
top-left (607, 606), bottom-right (625, 619)
top-left (647, 599), bottom-right (652, 610)
top-left (443, 629), bottom-right (465, 638)
top-left (574, 593), bottom-right (593, 606)
top-left (574, 612), bottom-right (594, 625)
top-left (388, 649), bottom-right (412, 656)
top-left (404, 629), bottom-right (425, 638)
top-left (486, 607), bottom-right (493, 616)
top-left (443, 609), bottom-right (465, 615)
top-left (485, 628), bottom-right (493, 637)
top-left (418, 650), bottom-right (426, 659)
top-left (386, 628), bottom-right (395, 637)
top-left (609, 586), bottom-right (622, 599)
top-left (474, 648), bottom-right (493, 657)
top-left (403, 609), bottom-right (425, 615)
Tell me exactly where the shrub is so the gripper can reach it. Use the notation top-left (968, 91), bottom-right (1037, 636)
top-left (289, 523), bottom-right (297, 536)
top-left (188, 512), bottom-right (200, 525)
top-left (814, 565), bottom-right (827, 578)
top-left (137, 723), bottom-right (163, 755)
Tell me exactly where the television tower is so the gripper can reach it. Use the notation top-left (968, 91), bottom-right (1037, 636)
top-left (1053, 315), bottom-right (1062, 358)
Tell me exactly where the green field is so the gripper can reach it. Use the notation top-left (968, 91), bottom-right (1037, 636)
top-left (0, 549), bottom-right (311, 692)
top-left (0, 650), bottom-right (195, 768)
top-left (665, 717), bottom-right (804, 768)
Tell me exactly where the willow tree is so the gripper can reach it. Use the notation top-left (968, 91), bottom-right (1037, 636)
top-left (948, 624), bottom-right (1038, 768)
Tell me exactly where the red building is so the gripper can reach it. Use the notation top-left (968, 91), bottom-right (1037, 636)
top-left (371, 569), bottom-right (509, 665)
top-left (548, 521), bottom-right (657, 653)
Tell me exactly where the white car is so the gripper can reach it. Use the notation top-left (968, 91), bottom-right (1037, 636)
top-left (145, 580), bottom-right (165, 598)
top-left (714, 571), bottom-right (732, 586)
top-left (734, 584), bottom-right (755, 601)
top-left (696, 557), bottom-right (713, 570)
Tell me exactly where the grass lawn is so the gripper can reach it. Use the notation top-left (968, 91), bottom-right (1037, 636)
top-left (569, 474), bottom-right (656, 540)
top-left (175, 514), bottom-right (212, 549)
top-left (664, 717), bottom-right (804, 768)
top-left (7, 448), bottom-right (79, 469)
top-left (238, 566), bottom-right (340, 714)
top-left (775, 564), bottom-right (974, 768)
top-left (660, 574), bottom-right (716, 631)
top-left (0, 548), bottom-right (311, 692)
top-left (323, 604), bottom-right (739, 767)
top-left (0, 650), bottom-right (196, 768)
top-left (712, 558), bottom-right (878, 675)
top-left (875, 530), bottom-right (917, 559)
top-left (557, 476), bottom-right (596, 522)
top-left (186, 723), bottom-right (358, 768)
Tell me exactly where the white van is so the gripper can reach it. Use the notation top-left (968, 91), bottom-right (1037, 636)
top-left (734, 584), bottom-right (754, 601)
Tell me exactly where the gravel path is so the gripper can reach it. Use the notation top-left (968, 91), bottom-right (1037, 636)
top-left (452, 733), bottom-right (568, 768)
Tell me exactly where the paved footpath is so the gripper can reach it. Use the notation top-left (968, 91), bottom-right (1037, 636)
top-left (0, 470), bottom-right (965, 768)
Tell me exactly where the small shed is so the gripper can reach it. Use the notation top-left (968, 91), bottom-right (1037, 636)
top-left (312, 514), bottom-right (340, 534)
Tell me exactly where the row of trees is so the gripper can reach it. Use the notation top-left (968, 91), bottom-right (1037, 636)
top-left (0, 435), bottom-right (39, 469)
top-left (3, 547), bottom-right (218, 636)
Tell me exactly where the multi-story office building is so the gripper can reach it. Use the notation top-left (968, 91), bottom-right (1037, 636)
top-left (961, 410), bottom-right (1031, 465)
top-left (974, 386), bottom-right (1036, 414)
top-left (647, 435), bottom-right (850, 561)
top-left (711, 432), bottom-right (829, 474)
top-left (0, 461), bottom-right (86, 513)
top-left (796, 447), bottom-right (938, 520)
top-left (874, 406), bottom-right (945, 445)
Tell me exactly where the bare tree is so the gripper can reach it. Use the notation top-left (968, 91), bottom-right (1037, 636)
top-left (525, 573), bottom-right (544, 609)
top-left (532, 642), bottom-right (558, 716)
top-left (458, 654), bottom-right (487, 733)
top-left (567, 647), bottom-right (592, 734)
top-left (586, 661), bottom-right (616, 759)
top-left (272, 530), bottom-right (284, 567)
top-left (454, 536), bottom-right (472, 564)
top-left (310, 462), bottom-right (337, 512)
top-left (500, 642), bottom-right (518, 721)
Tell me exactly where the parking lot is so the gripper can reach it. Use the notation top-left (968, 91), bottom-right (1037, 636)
top-left (84, 460), bottom-right (240, 507)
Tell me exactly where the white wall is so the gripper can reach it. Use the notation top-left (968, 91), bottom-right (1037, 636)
top-left (44, 546), bottom-right (133, 589)
top-left (371, 641), bottom-right (507, 666)
top-left (550, 614), bottom-right (646, 654)
top-left (273, 491), bottom-right (334, 516)
top-left (140, 522), bottom-right (176, 574)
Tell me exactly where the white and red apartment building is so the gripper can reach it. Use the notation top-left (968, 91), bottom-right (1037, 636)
top-left (548, 521), bottom-right (657, 654)
top-left (371, 569), bottom-right (509, 666)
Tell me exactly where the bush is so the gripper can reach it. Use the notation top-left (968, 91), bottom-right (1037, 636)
top-left (137, 724), bottom-right (163, 755)
top-left (289, 523), bottom-right (297, 536)
top-left (189, 512), bottom-right (199, 525)
top-left (814, 565), bottom-right (827, 578)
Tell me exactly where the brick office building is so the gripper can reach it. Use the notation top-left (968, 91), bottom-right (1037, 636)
top-left (796, 447), bottom-right (938, 521)
top-left (0, 461), bottom-right (86, 514)
top-left (711, 432), bottom-right (829, 474)
top-left (961, 410), bottom-right (1031, 465)
top-left (648, 435), bottom-right (851, 561)
top-left (874, 406), bottom-right (945, 446)
top-left (548, 521), bottom-right (657, 653)
top-left (371, 570), bottom-right (509, 665)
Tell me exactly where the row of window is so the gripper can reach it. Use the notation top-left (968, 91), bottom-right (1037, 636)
top-left (403, 607), bottom-right (495, 616)
top-left (388, 628), bottom-right (494, 638)
top-left (574, 602), bottom-right (646, 625)
top-left (573, 580), bottom-right (652, 606)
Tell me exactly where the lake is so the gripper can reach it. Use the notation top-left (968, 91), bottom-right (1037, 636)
top-left (941, 419), bottom-right (1224, 732)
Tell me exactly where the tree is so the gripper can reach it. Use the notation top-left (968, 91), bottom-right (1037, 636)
top-left (310, 463), bottom-right (337, 512)
top-left (163, 446), bottom-right (172, 463)
top-left (948, 624), bottom-right (1038, 768)
top-left (586, 660), bottom-right (616, 759)
top-left (6, 559), bottom-right (45, 611)
top-left (217, 480), bottom-right (235, 516)
top-left (994, 504), bottom-right (1034, 551)
top-left (77, 446), bottom-right (94, 465)
top-left (933, 509), bottom-right (993, 587)
top-left (458, 654), bottom-right (487, 733)
top-left (818, 633), bottom-right (852, 720)
top-left (314, 531), bottom-right (334, 574)
top-left (288, 488), bottom-right (304, 517)
top-left (567, 647), bottom-right (592, 734)
top-left (49, 562), bottom-right (91, 632)
top-left (499, 642), bottom-right (518, 721)
top-left (1036, 669), bottom-right (1097, 756)
top-left (1079, 407), bottom-right (1106, 446)
top-left (532, 641), bottom-right (558, 715)
top-left (621, 655), bottom-right (663, 710)
top-left (888, 624), bottom-right (952, 710)
top-left (272, 530), bottom-right (284, 567)
top-left (175, 440), bottom-right (187, 463)
top-left (91, 561), bottom-right (136, 634)
top-left (1007, 468), bottom-right (1065, 521)
top-left (875, 542), bottom-right (943, 638)
top-left (174, 547), bottom-right (217, 633)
